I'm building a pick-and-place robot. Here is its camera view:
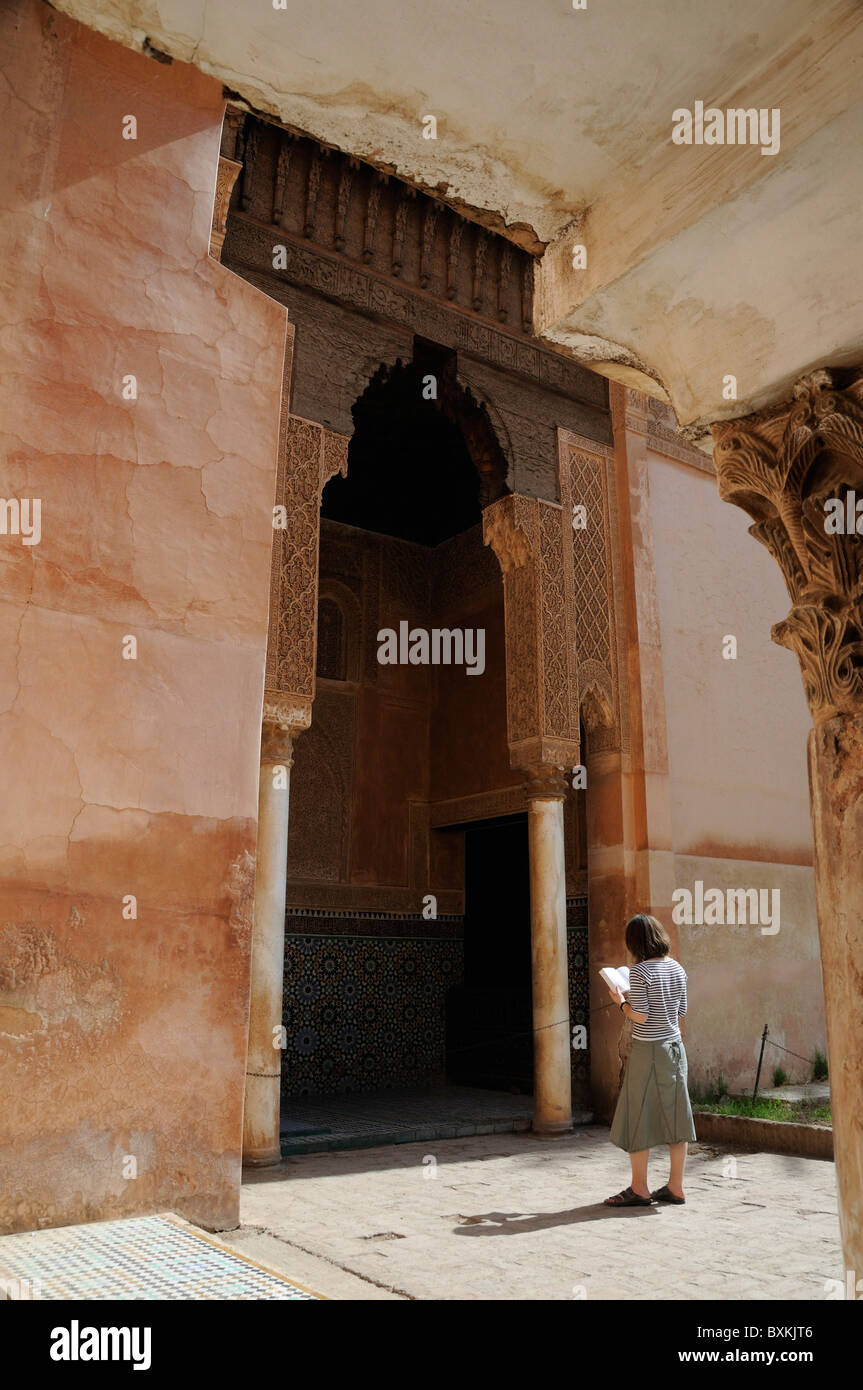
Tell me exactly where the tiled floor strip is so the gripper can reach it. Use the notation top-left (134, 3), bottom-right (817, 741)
top-left (0, 1214), bottom-right (321, 1300)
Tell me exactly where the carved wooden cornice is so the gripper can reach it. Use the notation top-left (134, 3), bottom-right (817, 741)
top-left (483, 493), bottom-right (581, 772)
top-left (712, 368), bottom-right (863, 724)
top-left (225, 215), bottom-right (605, 412)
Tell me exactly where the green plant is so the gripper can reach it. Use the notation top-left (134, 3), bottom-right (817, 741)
top-left (688, 1073), bottom-right (729, 1105)
top-left (772, 1065), bottom-right (788, 1088)
top-left (812, 1048), bottom-right (828, 1082)
top-left (692, 1095), bottom-right (832, 1125)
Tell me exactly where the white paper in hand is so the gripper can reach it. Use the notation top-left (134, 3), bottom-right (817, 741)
top-left (600, 965), bottom-right (630, 994)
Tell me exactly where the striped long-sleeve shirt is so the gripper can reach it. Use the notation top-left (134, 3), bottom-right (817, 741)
top-left (627, 957), bottom-right (688, 1041)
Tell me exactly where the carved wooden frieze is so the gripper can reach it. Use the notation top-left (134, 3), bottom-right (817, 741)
top-left (713, 368), bottom-right (863, 724)
top-left (225, 214), bottom-right (605, 411)
top-left (219, 112), bottom-right (606, 415)
top-left (264, 413), bottom-right (349, 729)
top-left (483, 492), bottom-right (580, 771)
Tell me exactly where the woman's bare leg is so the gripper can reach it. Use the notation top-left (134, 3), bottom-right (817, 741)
top-left (629, 1148), bottom-right (650, 1198)
top-left (668, 1141), bottom-right (687, 1198)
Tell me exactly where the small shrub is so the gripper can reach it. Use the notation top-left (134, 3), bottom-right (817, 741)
top-left (772, 1065), bottom-right (788, 1088)
top-left (812, 1048), bottom-right (828, 1082)
top-left (689, 1073), bottom-right (730, 1105)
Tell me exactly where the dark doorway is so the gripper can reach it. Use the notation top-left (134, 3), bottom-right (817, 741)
top-left (446, 815), bottom-right (533, 1092)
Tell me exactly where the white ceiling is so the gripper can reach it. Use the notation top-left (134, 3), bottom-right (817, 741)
top-left (53, 0), bottom-right (863, 434)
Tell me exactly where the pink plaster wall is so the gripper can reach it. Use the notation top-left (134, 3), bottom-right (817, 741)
top-left (648, 452), bottom-right (813, 864)
top-left (647, 450), bottom-right (825, 1092)
top-left (0, 0), bottom-right (286, 1232)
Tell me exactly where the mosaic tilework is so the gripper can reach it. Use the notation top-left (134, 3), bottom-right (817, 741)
top-left (566, 895), bottom-right (588, 929)
top-left (568, 923), bottom-right (590, 1105)
top-left (283, 932), bottom-right (464, 1097)
top-left (282, 908), bottom-right (590, 1102)
top-left (0, 1215), bottom-right (319, 1300)
top-left (285, 908), bottom-right (464, 939)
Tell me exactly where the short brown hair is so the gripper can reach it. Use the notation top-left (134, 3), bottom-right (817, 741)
top-left (625, 913), bottom-right (671, 963)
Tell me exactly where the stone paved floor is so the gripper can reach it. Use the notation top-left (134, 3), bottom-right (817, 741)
top-left (231, 1126), bottom-right (843, 1301)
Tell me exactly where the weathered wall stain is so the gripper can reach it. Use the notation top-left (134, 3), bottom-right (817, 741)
top-left (0, 3), bottom-right (286, 1234)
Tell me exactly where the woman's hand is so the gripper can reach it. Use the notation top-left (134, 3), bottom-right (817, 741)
top-left (607, 985), bottom-right (625, 1006)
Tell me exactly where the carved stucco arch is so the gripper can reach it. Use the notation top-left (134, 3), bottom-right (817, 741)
top-left (579, 677), bottom-right (615, 739)
top-left (265, 374), bottom-right (629, 780)
top-left (316, 576), bottom-right (362, 684)
top-left (265, 352), bottom-right (513, 734)
top-left (347, 352), bottom-right (511, 507)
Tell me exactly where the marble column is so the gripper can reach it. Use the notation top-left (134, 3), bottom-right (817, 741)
top-left (242, 710), bottom-right (302, 1167)
top-left (713, 367), bottom-right (863, 1282)
top-left (525, 764), bottom-right (573, 1136)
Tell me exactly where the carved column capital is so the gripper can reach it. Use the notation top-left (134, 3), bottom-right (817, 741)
top-left (522, 762), bottom-right (569, 802)
top-left (260, 691), bottom-right (312, 765)
top-left (712, 367), bottom-right (863, 725)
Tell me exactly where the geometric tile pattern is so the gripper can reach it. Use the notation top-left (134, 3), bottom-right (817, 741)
top-left (0, 1215), bottom-right (320, 1300)
top-left (282, 933), bottom-right (464, 1097)
top-left (281, 907), bottom-right (590, 1103)
top-left (567, 921), bottom-right (590, 1104)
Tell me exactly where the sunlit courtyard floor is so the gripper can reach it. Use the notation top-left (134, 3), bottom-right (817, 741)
top-left (228, 1125), bottom-right (842, 1301)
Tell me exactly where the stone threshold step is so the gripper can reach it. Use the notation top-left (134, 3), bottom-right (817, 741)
top-left (280, 1111), bottom-right (593, 1156)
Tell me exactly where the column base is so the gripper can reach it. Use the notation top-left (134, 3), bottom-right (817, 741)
top-left (531, 1118), bottom-right (574, 1137)
top-left (242, 1147), bottom-right (283, 1169)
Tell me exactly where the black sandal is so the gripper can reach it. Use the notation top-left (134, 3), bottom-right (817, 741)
top-left (651, 1184), bottom-right (686, 1204)
top-left (603, 1186), bottom-right (654, 1207)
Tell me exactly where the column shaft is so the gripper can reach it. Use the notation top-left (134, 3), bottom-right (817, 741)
top-left (712, 367), bottom-right (863, 1279)
top-left (526, 779), bottom-right (573, 1135)
top-left (243, 735), bottom-right (293, 1166)
top-left (809, 716), bottom-right (863, 1274)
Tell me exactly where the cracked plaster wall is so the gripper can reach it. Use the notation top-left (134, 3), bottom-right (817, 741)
top-left (0, 0), bottom-right (286, 1232)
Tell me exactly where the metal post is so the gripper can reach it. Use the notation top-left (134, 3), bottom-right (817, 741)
top-left (752, 1024), bottom-right (769, 1101)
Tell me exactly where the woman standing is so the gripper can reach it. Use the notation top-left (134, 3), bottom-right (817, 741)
top-left (603, 913), bottom-right (697, 1207)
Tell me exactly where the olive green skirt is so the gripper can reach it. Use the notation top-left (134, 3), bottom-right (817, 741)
top-left (609, 1037), bottom-right (697, 1153)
